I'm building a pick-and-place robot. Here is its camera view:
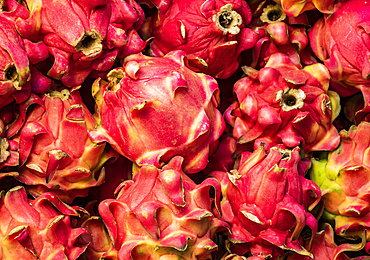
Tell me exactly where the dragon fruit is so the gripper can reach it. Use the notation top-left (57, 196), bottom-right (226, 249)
top-left (140, 0), bottom-right (258, 79)
top-left (0, 96), bottom-right (44, 179)
top-left (0, 186), bottom-right (89, 259)
top-left (309, 121), bottom-right (370, 243)
top-left (287, 223), bottom-right (367, 260)
top-left (225, 52), bottom-right (340, 153)
top-left (272, 0), bottom-right (334, 17)
top-left (15, 0), bottom-right (146, 87)
top-left (0, 10), bottom-right (31, 108)
top-left (89, 50), bottom-right (225, 174)
top-left (215, 145), bottom-right (321, 258)
top-left (12, 88), bottom-right (115, 202)
top-left (97, 156), bottom-right (229, 259)
top-left (308, 0), bottom-right (370, 97)
top-left (244, 4), bottom-right (317, 69)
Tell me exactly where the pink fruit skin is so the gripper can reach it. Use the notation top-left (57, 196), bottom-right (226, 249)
top-left (309, 0), bottom-right (370, 97)
top-left (222, 145), bottom-right (321, 258)
top-left (287, 224), bottom-right (366, 260)
top-left (13, 88), bottom-right (114, 203)
top-left (310, 122), bottom-right (370, 245)
top-left (0, 186), bottom-right (89, 259)
top-left (15, 0), bottom-right (146, 87)
top-left (0, 12), bottom-right (31, 108)
top-left (225, 52), bottom-right (340, 154)
top-left (97, 156), bottom-right (229, 259)
top-left (141, 0), bottom-right (258, 79)
top-left (246, 12), bottom-right (318, 69)
top-left (89, 50), bottom-right (225, 174)
top-left (273, 0), bottom-right (334, 17)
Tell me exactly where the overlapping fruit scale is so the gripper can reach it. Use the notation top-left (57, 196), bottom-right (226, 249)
top-left (309, 122), bottom-right (370, 251)
top-left (0, 186), bottom-right (90, 259)
top-left (80, 156), bottom-right (230, 259)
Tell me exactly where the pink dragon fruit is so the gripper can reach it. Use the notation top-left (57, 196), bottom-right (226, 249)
top-left (309, 0), bottom-right (370, 97)
top-left (0, 95), bottom-right (45, 179)
top-left (309, 122), bottom-right (370, 245)
top-left (89, 50), bottom-right (225, 174)
top-left (225, 52), bottom-right (340, 153)
top-left (215, 145), bottom-right (321, 258)
top-left (140, 0), bottom-right (258, 79)
top-left (0, 10), bottom-right (31, 108)
top-left (97, 156), bottom-right (229, 259)
top-left (15, 0), bottom-right (146, 87)
top-left (272, 0), bottom-right (335, 17)
top-left (12, 88), bottom-right (115, 202)
top-left (0, 186), bottom-right (90, 259)
top-left (1, 0), bottom-right (56, 95)
top-left (287, 223), bottom-right (367, 260)
top-left (244, 3), bottom-right (317, 69)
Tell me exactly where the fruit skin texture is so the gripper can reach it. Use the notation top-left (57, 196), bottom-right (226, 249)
top-left (310, 121), bottom-right (370, 242)
top-left (247, 7), bottom-right (317, 70)
top-left (219, 145), bottom-right (321, 258)
top-left (89, 50), bottom-right (225, 174)
top-left (272, 0), bottom-right (334, 17)
top-left (0, 186), bottom-right (89, 259)
top-left (286, 223), bottom-right (367, 260)
top-left (140, 0), bottom-right (258, 79)
top-left (225, 52), bottom-right (340, 154)
top-left (309, 0), bottom-right (370, 97)
top-left (97, 156), bottom-right (229, 259)
top-left (15, 0), bottom-right (146, 87)
top-left (0, 11), bottom-right (31, 108)
top-left (13, 88), bottom-right (114, 203)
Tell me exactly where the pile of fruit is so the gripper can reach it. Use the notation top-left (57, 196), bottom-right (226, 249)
top-left (2, 0), bottom-right (370, 259)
